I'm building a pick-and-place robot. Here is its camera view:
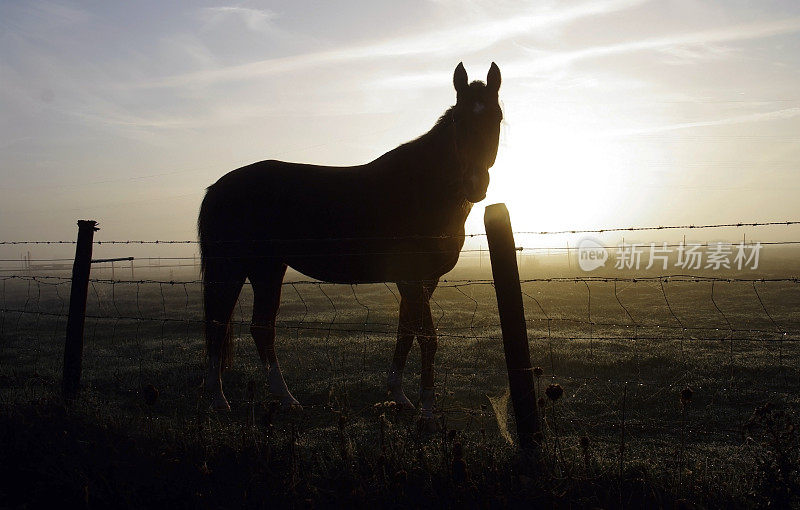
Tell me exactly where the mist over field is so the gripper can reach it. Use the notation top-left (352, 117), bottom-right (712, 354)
top-left (2, 1), bottom-right (800, 508)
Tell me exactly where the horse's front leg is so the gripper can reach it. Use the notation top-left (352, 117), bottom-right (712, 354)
top-left (388, 296), bottom-right (415, 409)
top-left (389, 281), bottom-right (438, 418)
top-left (417, 294), bottom-right (437, 420)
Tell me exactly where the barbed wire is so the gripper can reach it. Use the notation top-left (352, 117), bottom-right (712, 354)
top-left (2, 273), bottom-right (800, 286)
top-left (3, 238), bottom-right (800, 271)
top-left (1, 219), bottom-right (798, 245)
top-left (3, 241), bottom-right (800, 271)
top-left (513, 220), bottom-right (800, 235)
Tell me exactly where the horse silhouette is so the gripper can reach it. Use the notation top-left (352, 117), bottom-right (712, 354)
top-left (198, 62), bottom-right (502, 417)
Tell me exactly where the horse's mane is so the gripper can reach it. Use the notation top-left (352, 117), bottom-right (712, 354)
top-left (381, 105), bottom-right (456, 164)
top-left (433, 105), bottom-right (457, 130)
top-left (391, 79), bottom-right (493, 157)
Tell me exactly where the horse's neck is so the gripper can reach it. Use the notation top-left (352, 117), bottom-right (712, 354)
top-left (383, 123), bottom-right (471, 235)
top-left (389, 121), bottom-right (458, 187)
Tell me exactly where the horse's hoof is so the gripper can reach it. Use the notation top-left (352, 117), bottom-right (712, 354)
top-left (398, 400), bottom-right (416, 411)
top-left (212, 398), bottom-right (231, 412)
top-left (280, 397), bottom-right (302, 411)
top-left (417, 415), bottom-right (439, 434)
top-left (387, 390), bottom-right (415, 410)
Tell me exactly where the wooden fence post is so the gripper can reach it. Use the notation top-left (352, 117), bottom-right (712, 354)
top-left (62, 220), bottom-right (98, 400)
top-left (484, 204), bottom-right (540, 450)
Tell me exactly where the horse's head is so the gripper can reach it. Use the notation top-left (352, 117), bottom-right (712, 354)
top-left (451, 62), bottom-right (502, 203)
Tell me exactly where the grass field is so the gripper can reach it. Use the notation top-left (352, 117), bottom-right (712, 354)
top-left (1, 251), bottom-right (799, 508)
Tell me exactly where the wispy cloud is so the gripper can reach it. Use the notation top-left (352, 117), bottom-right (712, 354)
top-left (139, 0), bottom-right (651, 89)
top-left (602, 107), bottom-right (800, 137)
top-left (200, 6), bottom-right (278, 33)
top-left (25, 1), bottom-right (90, 28)
top-left (658, 44), bottom-right (735, 65)
top-left (518, 16), bottom-right (800, 71)
top-left (359, 15), bottom-right (800, 91)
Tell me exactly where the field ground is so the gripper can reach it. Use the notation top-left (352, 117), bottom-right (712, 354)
top-left (1, 254), bottom-right (799, 507)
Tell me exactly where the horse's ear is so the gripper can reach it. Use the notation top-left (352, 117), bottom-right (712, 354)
top-left (453, 62), bottom-right (468, 98)
top-left (487, 62), bottom-right (501, 94)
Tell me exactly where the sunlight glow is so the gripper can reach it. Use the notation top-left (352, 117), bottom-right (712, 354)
top-left (469, 110), bottom-right (663, 246)
top-left (1, 0), bottom-right (799, 249)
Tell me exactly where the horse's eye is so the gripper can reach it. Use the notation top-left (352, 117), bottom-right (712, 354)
top-left (473, 102), bottom-right (485, 114)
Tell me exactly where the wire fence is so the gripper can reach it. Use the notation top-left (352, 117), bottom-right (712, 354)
top-left (1, 221), bottom-right (799, 467)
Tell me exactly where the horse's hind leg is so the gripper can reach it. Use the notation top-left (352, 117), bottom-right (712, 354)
top-left (249, 264), bottom-right (300, 408)
top-left (203, 264), bottom-right (245, 411)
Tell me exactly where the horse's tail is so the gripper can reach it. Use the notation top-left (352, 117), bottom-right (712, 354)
top-left (198, 185), bottom-right (235, 370)
top-left (198, 187), bottom-right (212, 280)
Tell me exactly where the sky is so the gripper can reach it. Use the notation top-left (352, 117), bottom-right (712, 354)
top-left (2, 0), bottom-right (800, 261)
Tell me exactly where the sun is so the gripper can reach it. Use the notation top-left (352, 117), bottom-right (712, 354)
top-left (466, 115), bottom-right (661, 249)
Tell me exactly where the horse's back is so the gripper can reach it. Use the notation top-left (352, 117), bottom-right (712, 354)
top-left (199, 159), bottom-right (467, 283)
top-left (202, 159), bottom-right (384, 237)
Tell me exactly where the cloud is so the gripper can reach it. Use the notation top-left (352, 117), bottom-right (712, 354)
top-left (200, 6), bottom-right (278, 33)
top-left (138, 0), bottom-right (652, 89)
top-left (26, 1), bottom-right (90, 27)
top-left (158, 34), bottom-right (218, 68)
top-left (351, 13), bottom-right (800, 98)
top-left (518, 16), bottom-right (800, 71)
top-left (601, 107), bottom-right (800, 137)
top-left (658, 44), bottom-right (735, 65)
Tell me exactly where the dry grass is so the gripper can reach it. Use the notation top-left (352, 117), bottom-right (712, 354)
top-left (1, 257), bottom-right (799, 507)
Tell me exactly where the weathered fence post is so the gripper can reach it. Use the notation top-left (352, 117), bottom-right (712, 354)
top-left (484, 204), bottom-right (540, 450)
top-left (62, 220), bottom-right (98, 400)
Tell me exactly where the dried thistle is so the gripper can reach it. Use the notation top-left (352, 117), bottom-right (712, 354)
top-left (452, 441), bottom-right (467, 483)
top-left (580, 435), bottom-right (591, 469)
top-left (143, 384), bottom-right (159, 406)
top-left (754, 402), bottom-right (774, 417)
top-left (262, 401), bottom-right (279, 434)
top-left (246, 380), bottom-right (256, 401)
top-left (452, 441), bottom-right (463, 459)
top-left (198, 461), bottom-right (211, 475)
top-left (545, 383), bottom-right (563, 402)
top-left (680, 386), bottom-right (694, 404)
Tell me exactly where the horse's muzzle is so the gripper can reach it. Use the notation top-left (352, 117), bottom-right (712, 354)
top-left (464, 170), bottom-right (490, 203)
